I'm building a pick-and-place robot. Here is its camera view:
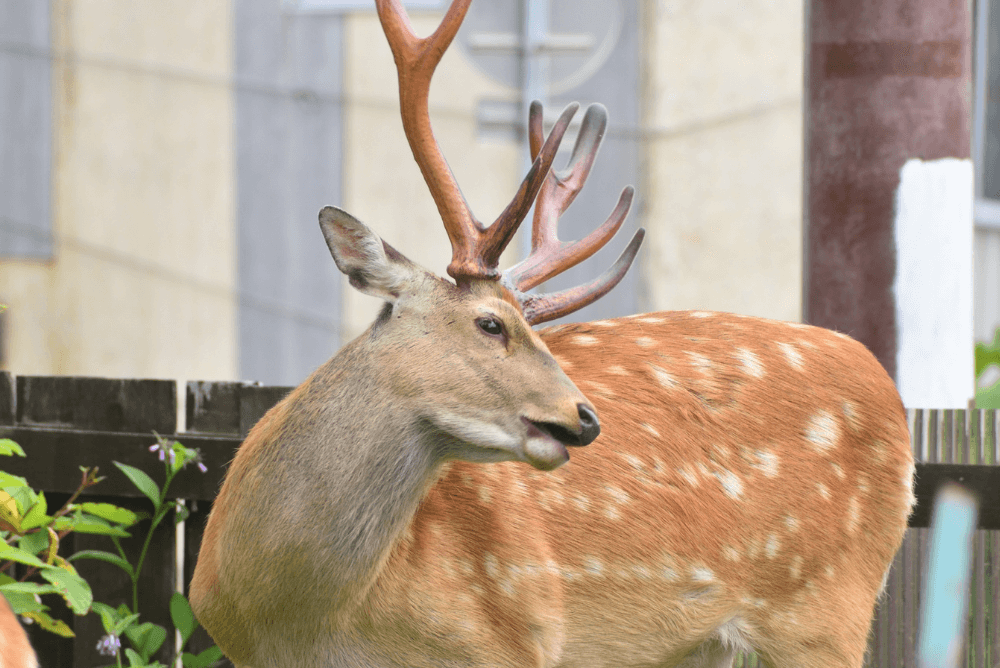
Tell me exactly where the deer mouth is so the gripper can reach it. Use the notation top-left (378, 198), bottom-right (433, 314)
top-left (521, 418), bottom-right (577, 470)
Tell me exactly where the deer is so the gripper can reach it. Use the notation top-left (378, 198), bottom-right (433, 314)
top-left (0, 596), bottom-right (37, 668)
top-left (188, 1), bottom-right (915, 666)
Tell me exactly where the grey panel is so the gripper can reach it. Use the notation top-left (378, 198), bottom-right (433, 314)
top-left (236, 2), bottom-right (343, 385)
top-left (0, 0), bottom-right (52, 257)
top-left (542, 0), bottom-right (643, 323)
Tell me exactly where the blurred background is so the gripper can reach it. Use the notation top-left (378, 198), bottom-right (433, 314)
top-left (0, 0), bottom-right (997, 398)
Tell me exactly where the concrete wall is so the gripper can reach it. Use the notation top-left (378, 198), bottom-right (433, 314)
top-left (0, 0), bottom-right (236, 380)
top-left (641, 0), bottom-right (805, 322)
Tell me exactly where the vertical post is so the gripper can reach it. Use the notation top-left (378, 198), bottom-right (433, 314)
top-left (805, 0), bottom-right (973, 407)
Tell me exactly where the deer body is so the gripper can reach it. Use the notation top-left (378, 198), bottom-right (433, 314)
top-left (192, 308), bottom-right (912, 668)
top-left (190, 1), bottom-right (913, 664)
top-left (0, 597), bottom-right (37, 668)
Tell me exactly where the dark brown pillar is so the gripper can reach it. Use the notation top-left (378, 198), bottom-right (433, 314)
top-left (805, 0), bottom-right (971, 381)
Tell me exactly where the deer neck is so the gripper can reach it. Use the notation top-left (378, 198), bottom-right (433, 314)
top-left (266, 337), bottom-right (448, 616)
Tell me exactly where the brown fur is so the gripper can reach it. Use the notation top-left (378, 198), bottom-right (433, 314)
top-left (191, 302), bottom-right (912, 668)
top-left (0, 597), bottom-right (37, 668)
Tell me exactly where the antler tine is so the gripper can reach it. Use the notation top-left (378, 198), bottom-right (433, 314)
top-left (505, 103), bottom-right (634, 292)
top-left (374, 0), bottom-right (481, 271)
top-left (476, 102), bottom-right (578, 275)
top-left (519, 228), bottom-right (646, 325)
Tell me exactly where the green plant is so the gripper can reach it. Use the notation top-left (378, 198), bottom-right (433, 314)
top-left (975, 328), bottom-right (1000, 408)
top-left (79, 435), bottom-right (221, 668)
top-left (0, 438), bottom-right (139, 636)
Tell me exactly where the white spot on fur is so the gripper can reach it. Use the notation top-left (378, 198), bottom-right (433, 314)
top-left (736, 348), bottom-right (765, 378)
top-left (753, 450), bottom-right (779, 477)
top-left (691, 311), bottom-right (714, 318)
top-left (817, 483), bottom-right (831, 500)
top-left (686, 352), bottom-right (714, 374)
top-left (785, 515), bottom-right (799, 532)
top-left (847, 496), bottom-right (861, 533)
top-left (460, 473), bottom-right (474, 487)
top-left (637, 316), bottom-right (666, 324)
top-left (642, 423), bottom-right (661, 438)
top-left (826, 565), bottom-right (836, 579)
top-left (677, 467), bottom-right (699, 486)
top-left (605, 485), bottom-right (631, 505)
top-left (573, 335), bottom-right (599, 346)
top-left (478, 486), bottom-right (491, 504)
top-left (484, 553), bottom-right (500, 579)
top-left (858, 474), bottom-right (870, 495)
top-left (714, 470), bottom-right (744, 500)
top-left (607, 364), bottom-right (629, 375)
top-left (623, 454), bottom-right (645, 472)
top-left (842, 400), bottom-right (862, 432)
top-left (778, 342), bottom-right (805, 370)
top-left (805, 411), bottom-right (840, 452)
top-left (553, 355), bottom-right (573, 370)
top-left (583, 557), bottom-right (604, 577)
top-left (691, 566), bottom-right (716, 583)
top-left (605, 505), bottom-right (621, 521)
top-left (572, 494), bottom-right (591, 512)
top-left (636, 336), bottom-right (656, 348)
top-left (765, 534), bottom-right (780, 559)
top-left (715, 618), bottom-right (755, 656)
top-left (632, 564), bottom-right (653, 580)
top-left (790, 555), bottom-right (804, 579)
top-left (591, 320), bottom-right (617, 327)
top-left (649, 364), bottom-right (678, 389)
top-left (723, 546), bottom-right (741, 562)
top-left (831, 462), bottom-right (846, 480)
top-left (499, 578), bottom-right (515, 596)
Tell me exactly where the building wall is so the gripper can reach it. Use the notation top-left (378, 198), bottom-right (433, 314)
top-left (0, 0), bottom-right (237, 380)
top-left (641, 0), bottom-right (805, 322)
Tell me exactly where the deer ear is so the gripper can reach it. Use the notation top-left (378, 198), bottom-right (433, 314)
top-left (319, 206), bottom-right (420, 303)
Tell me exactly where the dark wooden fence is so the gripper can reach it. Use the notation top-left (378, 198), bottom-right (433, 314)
top-left (0, 374), bottom-right (996, 667)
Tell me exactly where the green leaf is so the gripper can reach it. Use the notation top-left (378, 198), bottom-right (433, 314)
top-left (18, 529), bottom-right (49, 556)
top-left (114, 462), bottom-right (161, 508)
top-left (174, 502), bottom-right (190, 525)
top-left (40, 565), bottom-right (93, 614)
top-left (91, 601), bottom-right (119, 634)
top-left (68, 549), bottom-right (134, 577)
top-left (182, 645), bottom-right (223, 668)
top-left (21, 492), bottom-right (50, 531)
top-left (114, 612), bottom-right (142, 636)
top-left (79, 502), bottom-right (140, 527)
top-left (0, 439), bottom-right (25, 457)
top-left (976, 378), bottom-right (1000, 409)
top-left (126, 621), bottom-right (167, 661)
top-left (170, 591), bottom-right (198, 646)
top-left (0, 581), bottom-right (59, 596)
top-left (0, 471), bottom-right (27, 489)
top-left (0, 582), bottom-right (46, 614)
top-left (125, 648), bottom-right (144, 667)
top-left (0, 542), bottom-right (46, 567)
top-left (72, 511), bottom-right (131, 537)
top-left (24, 610), bottom-right (75, 637)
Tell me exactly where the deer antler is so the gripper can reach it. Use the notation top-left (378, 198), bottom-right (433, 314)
top-left (375, 0), bottom-right (573, 284)
top-left (503, 101), bottom-right (645, 324)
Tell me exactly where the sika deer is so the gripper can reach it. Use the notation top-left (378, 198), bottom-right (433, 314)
top-left (189, 1), bottom-right (914, 666)
top-left (0, 596), bottom-right (37, 668)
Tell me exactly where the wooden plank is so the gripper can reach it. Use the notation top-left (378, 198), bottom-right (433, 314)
top-left (902, 529), bottom-right (916, 667)
top-left (0, 427), bottom-right (239, 501)
top-left (888, 548), bottom-right (903, 668)
top-left (238, 385), bottom-right (294, 437)
top-left (944, 410), bottom-right (955, 463)
top-left (992, 531), bottom-right (1000, 667)
top-left (929, 410), bottom-right (940, 463)
top-left (15, 376), bottom-right (176, 433)
top-left (974, 531), bottom-right (986, 668)
top-left (0, 371), bottom-right (14, 426)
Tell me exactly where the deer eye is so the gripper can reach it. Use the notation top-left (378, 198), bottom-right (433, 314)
top-left (476, 316), bottom-right (504, 338)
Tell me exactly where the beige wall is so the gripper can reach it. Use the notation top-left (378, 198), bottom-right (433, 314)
top-left (341, 10), bottom-right (520, 341)
top-left (0, 0), bottom-right (236, 380)
top-left (640, 0), bottom-right (804, 322)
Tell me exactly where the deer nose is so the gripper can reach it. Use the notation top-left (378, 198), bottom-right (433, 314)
top-left (577, 404), bottom-right (601, 445)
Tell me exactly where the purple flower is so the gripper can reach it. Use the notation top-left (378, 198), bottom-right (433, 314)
top-left (96, 633), bottom-right (121, 657)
